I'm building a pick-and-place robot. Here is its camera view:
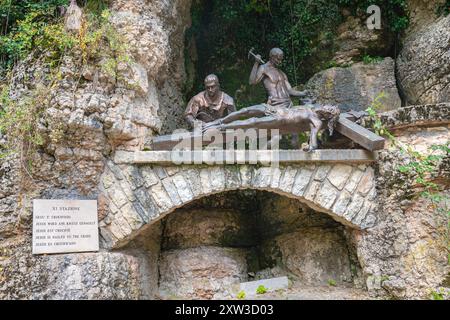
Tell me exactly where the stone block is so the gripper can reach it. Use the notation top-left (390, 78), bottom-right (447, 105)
top-left (357, 167), bottom-right (375, 195)
top-left (172, 174), bottom-right (194, 203)
top-left (279, 166), bottom-right (298, 193)
top-left (314, 182), bottom-right (339, 210)
top-left (149, 183), bottom-right (173, 212)
top-left (332, 190), bottom-right (352, 216)
top-left (304, 181), bottom-right (321, 202)
top-left (210, 167), bottom-right (226, 192)
top-left (252, 167), bottom-right (273, 189)
top-left (223, 166), bottom-right (242, 190)
top-left (120, 165), bottom-right (145, 190)
top-left (182, 168), bottom-right (203, 197)
top-left (314, 165), bottom-right (332, 181)
top-left (199, 168), bottom-right (213, 194)
top-left (292, 168), bottom-right (314, 197)
top-left (343, 194), bottom-right (365, 221)
top-left (344, 169), bottom-right (364, 193)
top-left (159, 247), bottom-right (248, 299)
top-left (327, 164), bottom-right (353, 190)
top-left (107, 185), bottom-right (128, 209)
top-left (140, 166), bottom-right (160, 188)
top-left (239, 165), bottom-right (254, 188)
top-left (270, 167), bottom-right (283, 190)
top-left (161, 178), bottom-right (182, 206)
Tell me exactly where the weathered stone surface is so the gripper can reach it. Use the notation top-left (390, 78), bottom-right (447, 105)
top-left (159, 246), bottom-right (248, 299)
top-left (327, 165), bottom-right (353, 190)
top-left (345, 169), bottom-right (364, 193)
top-left (223, 166), bottom-right (241, 190)
top-left (261, 228), bottom-right (354, 285)
top-left (210, 167), bottom-right (226, 192)
top-left (357, 167), bottom-right (375, 195)
top-left (111, 0), bottom-right (193, 134)
top-left (292, 168), bottom-right (314, 197)
top-left (404, 0), bottom-right (447, 38)
top-left (199, 167), bottom-right (213, 194)
top-left (332, 190), bottom-right (353, 216)
top-left (279, 167), bottom-right (298, 193)
top-left (149, 183), bottom-right (173, 212)
top-left (397, 15), bottom-right (450, 105)
top-left (258, 194), bottom-right (342, 239)
top-left (343, 194), bottom-right (365, 221)
top-left (332, 14), bottom-right (392, 66)
top-left (162, 209), bottom-right (256, 250)
top-left (314, 182), bottom-right (339, 210)
top-left (181, 168), bottom-right (203, 197)
top-left (252, 167), bottom-right (273, 189)
top-left (171, 174), bottom-right (194, 203)
top-left (140, 167), bottom-right (160, 188)
top-left (161, 178), bottom-right (182, 206)
top-left (306, 58), bottom-right (401, 112)
top-left (0, 237), bottom-right (149, 299)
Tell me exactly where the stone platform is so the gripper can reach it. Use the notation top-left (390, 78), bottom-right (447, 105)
top-left (114, 149), bottom-right (377, 165)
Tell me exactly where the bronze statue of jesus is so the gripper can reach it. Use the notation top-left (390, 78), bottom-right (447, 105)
top-left (203, 104), bottom-right (340, 151)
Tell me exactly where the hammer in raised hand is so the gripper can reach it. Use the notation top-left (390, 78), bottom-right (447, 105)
top-left (248, 48), bottom-right (266, 64)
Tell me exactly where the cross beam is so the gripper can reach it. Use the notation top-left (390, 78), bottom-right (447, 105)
top-left (335, 114), bottom-right (385, 151)
top-left (150, 113), bottom-right (385, 151)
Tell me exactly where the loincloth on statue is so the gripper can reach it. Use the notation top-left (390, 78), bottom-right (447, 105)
top-left (267, 96), bottom-right (293, 109)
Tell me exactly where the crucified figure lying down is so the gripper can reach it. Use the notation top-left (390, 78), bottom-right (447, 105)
top-left (203, 104), bottom-right (340, 151)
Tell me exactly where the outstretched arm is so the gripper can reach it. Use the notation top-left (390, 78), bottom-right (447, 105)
top-left (285, 77), bottom-right (307, 97)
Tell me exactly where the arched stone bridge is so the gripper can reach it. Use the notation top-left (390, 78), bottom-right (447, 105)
top-left (98, 159), bottom-right (377, 249)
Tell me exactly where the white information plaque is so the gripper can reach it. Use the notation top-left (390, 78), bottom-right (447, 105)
top-left (32, 199), bottom-right (99, 255)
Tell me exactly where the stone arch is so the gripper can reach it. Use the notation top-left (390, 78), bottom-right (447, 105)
top-left (99, 162), bottom-right (377, 249)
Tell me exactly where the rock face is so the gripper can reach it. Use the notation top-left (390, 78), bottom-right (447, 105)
top-left (0, 154), bottom-right (19, 240)
top-left (397, 15), bottom-right (450, 105)
top-left (306, 57), bottom-right (402, 112)
top-left (261, 228), bottom-right (354, 285)
top-left (111, 0), bottom-right (192, 134)
top-left (159, 247), bottom-right (248, 299)
top-left (1, 0), bottom-right (450, 302)
top-left (0, 237), bottom-right (147, 299)
top-left (332, 14), bottom-right (392, 66)
top-left (257, 195), bottom-right (359, 286)
top-left (162, 209), bottom-right (256, 250)
top-left (405, 0), bottom-right (447, 36)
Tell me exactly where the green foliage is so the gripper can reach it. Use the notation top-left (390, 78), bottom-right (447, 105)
top-left (0, 78), bottom-right (54, 162)
top-left (437, 0), bottom-right (450, 16)
top-left (78, 9), bottom-right (132, 81)
top-left (0, 3), bottom-right (130, 165)
top-left (256, 285), bottom-right (268, 294)
top-left (327, 279), bottom-right (337, 286)
top-left (362, 55), bottom-right (383, 64)
top-left (366, 91), bottom-right (394, 139)
top-left (430, 288), bottom-right (445, 300)
top-left (0, 0), bottom-right (70, 71)
top-left (236, 290), bottom-right (246, 299)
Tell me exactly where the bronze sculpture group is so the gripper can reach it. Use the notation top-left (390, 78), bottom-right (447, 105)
top-left (183, 47), bottom-right (339, 151)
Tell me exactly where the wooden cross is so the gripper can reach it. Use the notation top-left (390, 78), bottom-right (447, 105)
top-left (150, 113), bottom-right (385, 151)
